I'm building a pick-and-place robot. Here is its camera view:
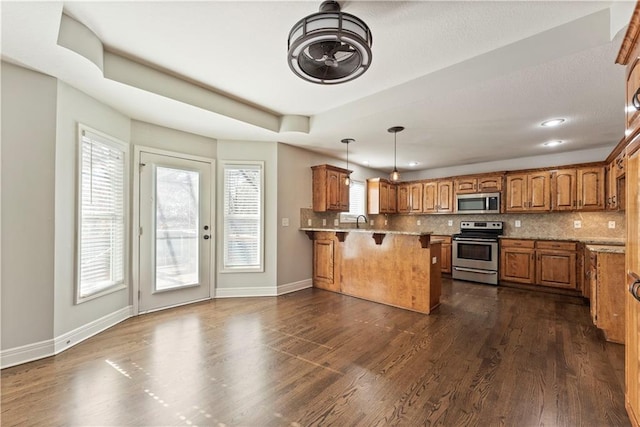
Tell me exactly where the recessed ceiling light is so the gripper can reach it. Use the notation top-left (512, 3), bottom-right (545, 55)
top-left (543, 140), bottom-right (563, 147)
top-left (409, 161), bottom-right (419, 167)
top-left (540, 118), bottom-right (565, 127)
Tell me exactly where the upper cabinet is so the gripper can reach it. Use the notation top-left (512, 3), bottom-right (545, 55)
top-left (311, 164), bottom-right (351, 212)
top-left (626, 57), bottom-right (640, 138)
top-left (367, 178), bottom-right (397, 215)
top-left (505, 171), bottom-right (551, 212)
top-left (607, 151), bottom-right (626, 211)
top-left (423, 180), bottom-right (453, 213)
top-left (397, 182), bottom-right (423, 213)
top-left (454, 174), bottom-right (503, 194)
top-left (551, 166), bottom-right (605, 211)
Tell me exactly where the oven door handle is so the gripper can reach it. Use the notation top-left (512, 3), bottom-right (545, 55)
top-left (453, 267), bottom-right (498, 275)
top-left (453, 238), bottom-right (498, 243)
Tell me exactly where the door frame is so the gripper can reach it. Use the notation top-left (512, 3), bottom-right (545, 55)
top-left (132, 145), bottom-right (216, 315)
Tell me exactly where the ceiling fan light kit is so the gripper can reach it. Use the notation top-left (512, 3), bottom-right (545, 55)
top-left (287, 0), bottom-right (373, 85)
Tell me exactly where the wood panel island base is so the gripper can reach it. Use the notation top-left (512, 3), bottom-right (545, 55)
top-left (302, 229), bottom-right (442, 314)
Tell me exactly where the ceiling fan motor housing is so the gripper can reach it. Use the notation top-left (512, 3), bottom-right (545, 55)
top-left (287, 1), bottom-right (373, 84)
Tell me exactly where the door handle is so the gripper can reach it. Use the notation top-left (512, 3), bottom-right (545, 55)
top-left (203, 235), bottom-right (211, 240)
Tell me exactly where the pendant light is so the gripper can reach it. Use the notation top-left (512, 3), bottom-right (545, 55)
top-left (388, 126), bottom-right (404, 182)
top-left (341, 138), bottom-right (354, 186)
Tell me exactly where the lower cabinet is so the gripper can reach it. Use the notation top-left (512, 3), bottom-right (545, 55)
top-left (432, 235), bottom-right (452, 274)
top-left (313, 238), bottom-right (339, 292)
top-left (587, 248), bottom-right (626, 343)
top-left (499, 239), bottom-right (578, 290)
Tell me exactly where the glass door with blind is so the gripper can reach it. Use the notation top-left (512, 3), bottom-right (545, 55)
top-left (138, 151), bottom-right (213, 313)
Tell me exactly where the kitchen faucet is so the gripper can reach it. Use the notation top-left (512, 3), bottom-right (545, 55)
top-left (356, 215), bottom-right (367, 229)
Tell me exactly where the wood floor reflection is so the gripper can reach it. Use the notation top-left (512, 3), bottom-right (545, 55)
top-left (1, 279), bottom-right (630, 426)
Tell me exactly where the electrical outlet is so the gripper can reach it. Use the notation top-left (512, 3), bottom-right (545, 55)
top-left (282, 218), bottom-right (289, 227)
top-left (574, 220), bottom-right (582, 229)
top-left (448, 220), bottom-right (453, 226)
top-left (384, 219), bottom-right (388, 226)
top-left (322, 219), bottom-right (327, 226)
top-left (333, 218), bottom-right (339, 226)
top-left (432, 257), bottom-right (437, 264)
top-left (370, 219), bottom-right (375, 226)
top-left (515, 220), bottom-right (521, 228)
top-left (307, 219), bottom-right (312, 227)
top-left (608, 221), bottom-right (616, 229)
top-left (417, 219), bottom-right (421, 226)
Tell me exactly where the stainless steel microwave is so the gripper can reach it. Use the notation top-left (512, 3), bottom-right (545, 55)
top-left (455, 192), bottom-right (501, 214)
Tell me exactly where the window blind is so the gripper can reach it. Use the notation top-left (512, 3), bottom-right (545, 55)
top-left (223, 164), bottom-right (263, 270)
top-left (78, 129), bottom-right (127, 299)
top-left (348, 180), bottom-right (365, 216)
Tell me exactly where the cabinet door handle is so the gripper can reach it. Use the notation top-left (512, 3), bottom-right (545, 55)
top-left (630, 272), bottom-right (640, 302)
top-left (633, 87), bottom-right (640, 111)
top-left (612, 196), bottom-right (616, 204)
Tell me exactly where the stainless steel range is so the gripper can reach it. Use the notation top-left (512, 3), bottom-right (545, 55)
top-left (452, 221), bottom-right (503, 285)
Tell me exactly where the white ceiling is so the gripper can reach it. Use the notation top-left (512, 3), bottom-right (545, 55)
top-left (1, 1), bottom-right (634, 174)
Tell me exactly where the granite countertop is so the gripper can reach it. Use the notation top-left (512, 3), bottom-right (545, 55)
top-left (586, 244), bottom-right (626, 254)
top-left (299, 228), bottom-right (432, 236)
top-left (498, 236), bottom-right (625, 246)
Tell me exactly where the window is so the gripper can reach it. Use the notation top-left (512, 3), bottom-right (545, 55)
top-left (222, 162), bottom-right (263, 272)
top-left (340, 180), bottom-right (366, 223)
top-left (76, 125), bottom-right (128, 302)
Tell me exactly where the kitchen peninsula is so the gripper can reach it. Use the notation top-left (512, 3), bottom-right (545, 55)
top-left (301, 228), bottom-right (441, 314)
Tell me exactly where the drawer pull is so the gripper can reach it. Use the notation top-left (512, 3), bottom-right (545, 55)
top-left (633, 87), bottom-right (640, 111)
top-left (630, 271), bottom-right (640, 302)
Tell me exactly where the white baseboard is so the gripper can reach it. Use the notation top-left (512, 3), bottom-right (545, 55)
top-left (215, 286), bottom-right (278, 298)
top-left (277, 278), bottom-right (312, 295)
top-left (1, 305), bottom-right (133, 369)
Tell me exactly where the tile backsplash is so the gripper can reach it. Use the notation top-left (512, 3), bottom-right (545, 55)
top-left (300, 208), bottom-right (626, 241)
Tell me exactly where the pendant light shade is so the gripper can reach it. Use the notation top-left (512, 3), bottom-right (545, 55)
top-left (341, 138), bottom-right (354, 186)
top-left (287, 1), bottom-right (373, 85)
top-left (388, 126), bottom-right (404, 182)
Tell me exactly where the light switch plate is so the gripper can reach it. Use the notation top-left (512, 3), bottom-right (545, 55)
top-left (432, 257), bottom-right (437, 264)
top-left (307, 219), bottom-right (312, 226)
top-left (370, 219), bottom-right (375, 226)
top-left (322, 219), bottom-right (327, 226)
top-left (417, 219), bottom-right (421, 225)
top-left (515, 220), bottom-right (521, 228)
top-left (608, 221), bottom-right (616, 229)
top-left (333, 219), bottom-right (339, 226)
top-left (574, 220), bottom-right (582, 229)
top-left (282, 218), bottom-right (289, 227)
top-left (448, 220), bottom-right (453, 226)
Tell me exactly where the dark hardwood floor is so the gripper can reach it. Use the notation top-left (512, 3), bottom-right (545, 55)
top-left (1, 279), bottom-right (629, 426)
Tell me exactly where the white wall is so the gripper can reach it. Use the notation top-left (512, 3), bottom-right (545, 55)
top-left (1, 62), bottom-right (57, 350)
top-left (275, 143), bottom-right (381, 288)
top-left (54, 82), bottom-right (131, 338)
top-left (131, 120), bottom-right (217, 158)
top-left (215, 140), bottom-right (278, 295)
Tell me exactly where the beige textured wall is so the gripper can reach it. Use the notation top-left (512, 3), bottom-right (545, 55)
top-left (301, 208), bottom-right (626, 243)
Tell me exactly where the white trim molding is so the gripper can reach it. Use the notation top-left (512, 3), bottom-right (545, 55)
top-left (1, 306), bottom-right (132, 369)
top-left (277, 279), bottom-right (312, 295)
top-left (215, 286), bottom-right (278, 298)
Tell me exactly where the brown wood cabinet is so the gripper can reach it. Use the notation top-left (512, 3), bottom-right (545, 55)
top-left (500, 239), bottom-right (536, 284)
top-left (367, 178), bottom-right (397, 214)
top-left (550, 166), bottom-right (605, 211)
top-left (454, 174), bottom-right (503, 194)
top-left (536, 241), bottom-right (578, 290)
top-left (312, 164), bottom-right (351, 212)
top-left (398, 182), bottom-right (423, 213)
top-left (313, 237), bottom-right (339, 292)
top-left (500, 239), bottom-right (579, 290)
top-left (577, 166), bottom-right (606, 210)
top-left (422, 180), bottom-right (453, 213)
top-left (617, 10), bottom-right (640, 424)
top-left (505, 171), bottom-right (551, 212)
top-left (432, 235), bottom-right (452, 274)
top-left (607, 153), bottom-right (626, 211)
top-left (588, 248), bottom-right (626, 344)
